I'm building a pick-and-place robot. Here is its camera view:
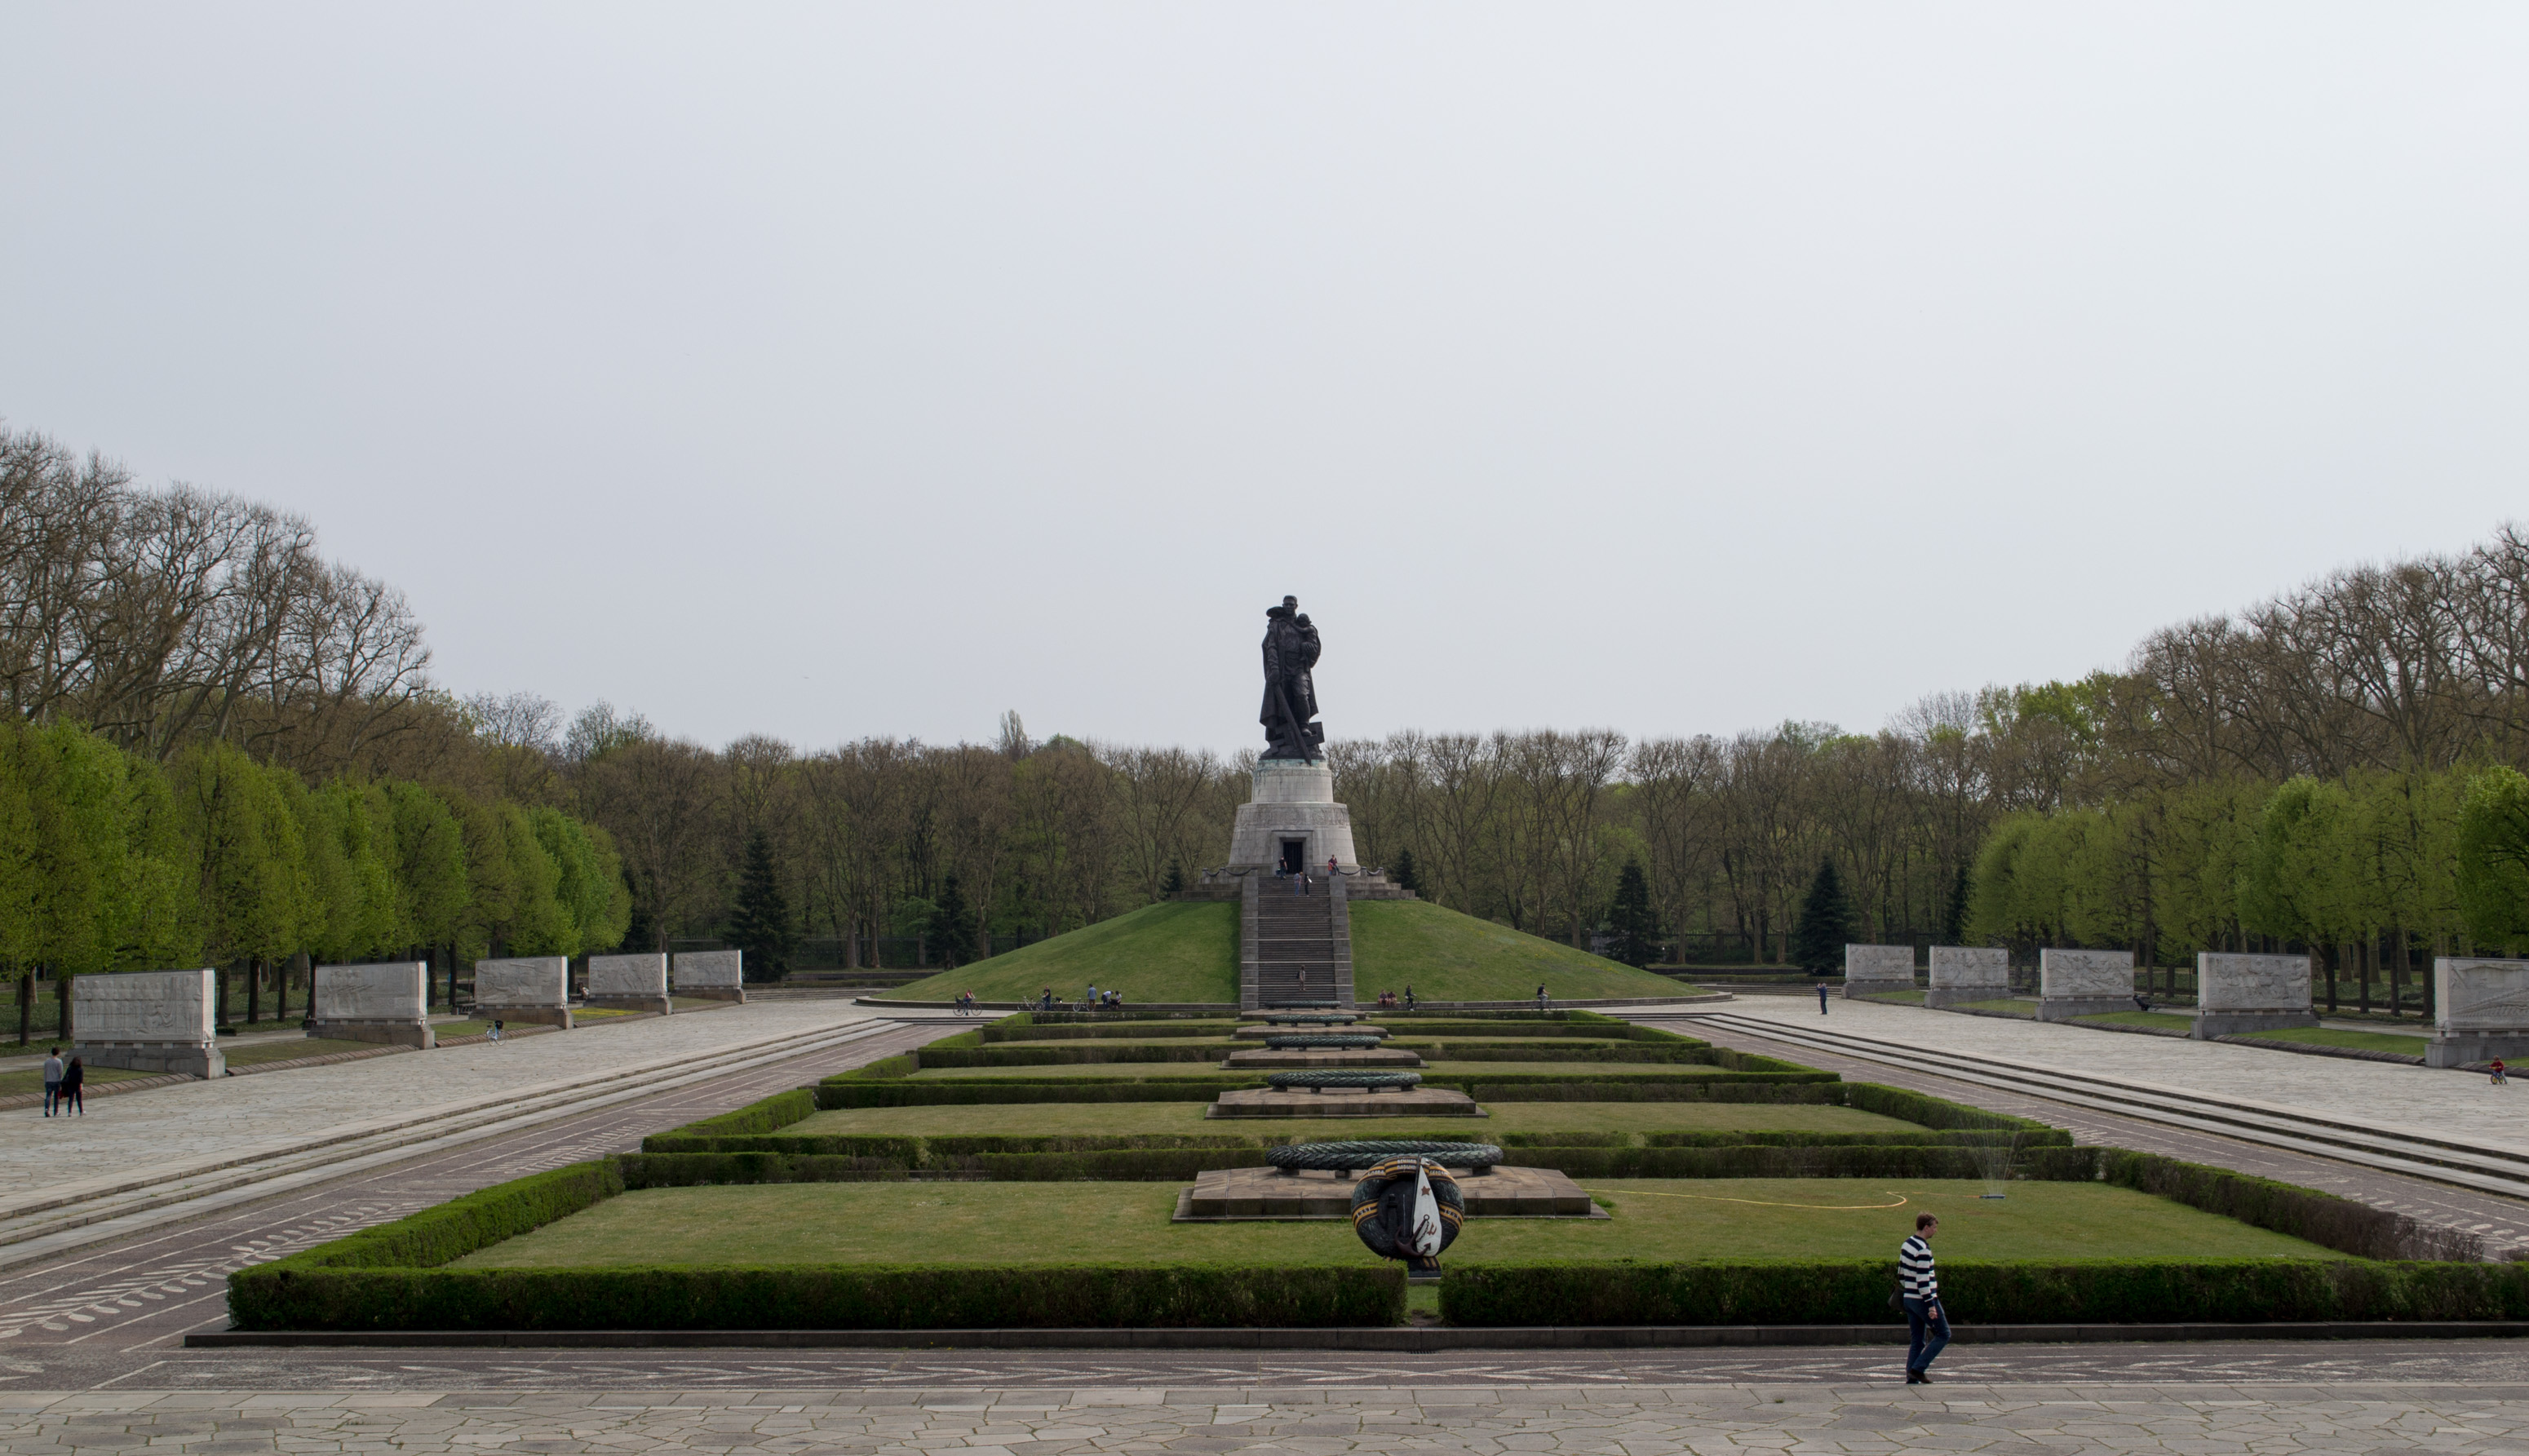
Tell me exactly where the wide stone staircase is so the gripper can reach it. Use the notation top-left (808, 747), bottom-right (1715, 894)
top-left (1242, 872), bottom-right (1355, 1011)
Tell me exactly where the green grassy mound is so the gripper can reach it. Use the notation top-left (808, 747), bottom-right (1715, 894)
top-left (1348, 900), bottom-right (1697, 1002)
top-left (450, 1179), bottom-right (2331, 1270)
top-left (2074, 1011), bottom-right (2195, 1033)
top-left (887, 901), bottom-right (1238, 1004)
top-left (2235, 1026), bottom-right (2429, 1056)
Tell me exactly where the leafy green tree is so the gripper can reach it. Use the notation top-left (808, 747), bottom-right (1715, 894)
top-left (171, 742), bottom-right (313, 1025)
top-left (532, 809), bottom-right (630, 957)
top-left (1788, 856), bottom-right (1856, 972)
top-left (1603, 857), bottom-right (1659, 967)
top-left (294, 779), bottom-right (401, 963)
top-left (2458, 766), bottom-right (2529, 953)
top-left (726, 829), bottom-right (794, 978)
top-left (2239, 776), bottom-right (2353, 947)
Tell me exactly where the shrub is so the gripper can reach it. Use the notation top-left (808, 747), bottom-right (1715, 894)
top-left (1508, 1145), bottom-right (2009, 1179)
top-left (618, 1153), bottom-right (910, 1186)
top-left (2101, 1149), bottom-right (2478, 1261)
top-left (982, 1023), bottom-right (1235, 1044)
top-left (1440, 1259), bottom-right (2529, 1326)
top-left (1835, 1083), bottom-right (2054, 1132)
top-left (1641, 1129), bottom-right (2073, 1149)
top-left (642, 1090), bottom-right (816, 1149)
top-left (239, 1162), bottom-right (623, 1278)
top-left (236, 1263), bottom-right (1403, 1331)
top-left (816, 1082), bottom-right (1233, 1108)
top-left (915, 1044), bottom-right (1231, 1069)
top-left (1467, 1080), bottom-right (1838, 1103)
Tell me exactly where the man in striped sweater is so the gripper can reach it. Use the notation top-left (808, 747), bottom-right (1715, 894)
top-left (1900, 1212), bottom-right (1948, 1383)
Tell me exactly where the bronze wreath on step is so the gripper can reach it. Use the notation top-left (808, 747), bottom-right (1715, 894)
top-left (1268, 1140), bottom-right (1501, 1171)
top-left (1265, 1069), bottom-right (1422, 1092)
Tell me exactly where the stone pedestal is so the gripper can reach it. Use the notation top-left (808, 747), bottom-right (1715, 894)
top-left (1927, 946), bottom-right (2009, 1009)
top-left (1227, 760), bottom-right (1358, 871)
top-left (1842, 945), bottom-right (1916, 1000)
top-left (2036, 948), bottom-right (2134, 1021)
top-left (473, 957), bottom-right (574, 1029)
top-left (73, 968), bottom-right (225, 1078)
top-left (311, 962), bottom-right (434, 1048)
top-left (673, 949), bottom-right (746, 1004)
top-left (2428, 958), bottom-right (2529, 1068)
top-left (2191, 952), bottom-right (2318, 1038)
top-left (585, 953), bottom-right (671, 1015)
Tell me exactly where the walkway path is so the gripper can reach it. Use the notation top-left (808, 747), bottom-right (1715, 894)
top-left (6, 1380), bottom-right (2528, 1452)
top-left (11, 999), bottom-right (888, 1196)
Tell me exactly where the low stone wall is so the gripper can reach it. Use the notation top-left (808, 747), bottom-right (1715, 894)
top-left (1841, 945), bottom-right (1915, 1001)
top-left (2192, 952), bottom-right (2318, 1038)
top-left (1926, 946), bottom-right (2008, 1009)
top-left (2037, 948), bottom-right (2134, 1022)
top-left (587, 953), bottom-right (672, 1015)
top-left (312, 962), bottom-right (434, 1048)
top-left (2429, 957), bottom-right (2529, 1068)
top-left (73, 967), bottom-right (224, 1078)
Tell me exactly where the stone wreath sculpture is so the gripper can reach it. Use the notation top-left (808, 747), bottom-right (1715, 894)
top-left (1266, 1069), bottom-right (1421, 1092)
top-left (1262, 1033), bottom-right (1386, 1050)
top-left (1349, 1154), bottom-right (1464, 1274)
top-left (1267, 1140), bottom-right (1502, 1172)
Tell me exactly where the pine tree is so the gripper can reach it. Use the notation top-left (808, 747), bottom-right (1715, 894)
top-left (1604, 857), bottom-right (1659, 967)
top-left (724, 830), bottom-right (792, 980)
top-left (1390, 847), bottom-right (1423, 896)
top-left (1160, 862), bottom-right (1185, 896)
top-left (1789, 856), bottom-right (1856, 972)
top-left (931, 874), bottom-right (977, 967)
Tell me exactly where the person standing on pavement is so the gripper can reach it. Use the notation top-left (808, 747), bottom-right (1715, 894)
top-left (1818, 982), bottom-right (1831, 1015)
top-left (1900, 1212), bottom-right (1949, 1384)
top-left (41, 1048), bottom-right (64, 1117)
top-left (58, 1055), bottom-right (83, 1115)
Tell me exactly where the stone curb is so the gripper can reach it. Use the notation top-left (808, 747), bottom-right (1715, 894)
top-left (185, 1320), bottom-right (2529, 1350)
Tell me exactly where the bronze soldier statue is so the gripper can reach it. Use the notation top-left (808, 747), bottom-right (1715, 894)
top-left (1260, 595), bottom-right (1324, 761)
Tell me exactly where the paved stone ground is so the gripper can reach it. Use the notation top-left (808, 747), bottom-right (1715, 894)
top-left (13, 1001), bottom-right (895, 1193)
top-left (1716, 998), bottom-right (2529, 1148)
top-left (1655, 1012), bottom-right (2529, 1257)
top-left (7, 1381), bottom-right (2529, 1454)
top-left (0, 1021), bottom-right (946, 1352)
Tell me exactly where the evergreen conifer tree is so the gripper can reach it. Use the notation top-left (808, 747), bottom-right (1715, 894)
top-left (724, 830), bottom-right (792, 980)
top-left (1160, 862), bottom-right (1185, 896)
top-left (1939, 864), bottom-right (1972, 945)
top-left (1604, 857), bottom-right (1659, 967)
top-left (1390, 846), bottom-right (1423, 896)
top-left (931, 874), bottom-right (977, 967)
top-left (1789, 856), bottom-right (1856, 972)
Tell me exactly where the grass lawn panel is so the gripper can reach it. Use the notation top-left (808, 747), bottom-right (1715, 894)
top-left (1948, 998), bottom-right (2038, 1017)
top-left (1859, 990), bottom-right (1925, 1005)
top-left (785, 1100), bottom-right (1934, 1139)
top-left (887, 901), bottom-right (1238, 1005)
top-left (451, 1179), bottom-right (2331, 1270)
top-left (2239, 1027), bottom-right (2431, 1055)
top-left (2075, 1011), bottom-right (2197, 1033)
top-left (0, 1062), bottom-right (161, 1096)
top-left (1347, 900), bottom-right (1689, 1002)
top-left (225, 1037), bottom-right (386, 1067)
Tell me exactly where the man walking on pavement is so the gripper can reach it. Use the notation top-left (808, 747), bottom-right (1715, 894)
top-left (1901, 1212), bottom-right (1949, 1383)
top-left (40, 1047), bottom-right (63, 1117)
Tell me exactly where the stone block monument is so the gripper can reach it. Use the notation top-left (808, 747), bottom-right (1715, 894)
top-left (586, 952), bottom-right (672, 1015)
top-left (472, 957), bottom-right (573, 1029)
top-left (1841, 945), bottom-right (1916, 999)
top-left (673, 949), bottom-right (746, 1003)
top-left (2191, 953), bottom-right (2318, 1038)
top-left (1927, 946), bottom-right (2009, 1009)
top-left (73, 968), bottom-right (224, 1078)
top-left (2426, 957), bottom-right (2529, 1068)
top-left (2036, 948), bottom-right (2134, 1021)
top-left (311, 962), bottom-right (434, 1048)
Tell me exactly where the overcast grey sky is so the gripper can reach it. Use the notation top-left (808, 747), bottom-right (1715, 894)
top-left (6, 5), bottom-right (2526, 755)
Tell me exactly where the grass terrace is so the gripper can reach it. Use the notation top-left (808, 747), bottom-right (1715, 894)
top-left (228, 1003), bottom-right (2518, 1334)
top-left (887, 901), bottom-right (1240, 1005)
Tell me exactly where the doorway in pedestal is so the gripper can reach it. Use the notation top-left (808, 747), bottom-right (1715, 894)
top-left (1279, 839), bottom-right (1307, 874)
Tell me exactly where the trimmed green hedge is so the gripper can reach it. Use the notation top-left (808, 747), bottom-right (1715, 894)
top-left (240, 1162), bottom-right (623, 1278)
top-left (1440, 1259), bottom-right (2529, 1325)
top-left (1378, 1020), bottom-right (1690, 1040)
top-left (646, 1089), bottom-right (816, 1144)
top-left (1469, 1081), bottom-right (1839, 1104)
top-left (817, 1082), bottom-right (1234, 1107)
top-left (917, 1043), bottom-right (1233, 1069)
top-left (2101, 1149), bottom-right (2469, 1261)
top-left (619, 1153), bottom-right (910, 1185)
top-left (1835, 1082), bottom-right (2053, 1132)
top-left (237, 1262), bottom-right (1402, 1331)
top-left (1508, 1144), bottom-right (2062, 1180)
top-left (1643, 1128), bottom-right (2073, 1149)
top-left (983, 1023), bottom-right (1236, 1043)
